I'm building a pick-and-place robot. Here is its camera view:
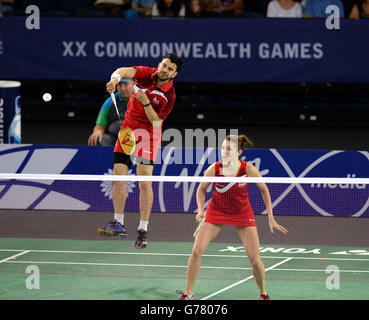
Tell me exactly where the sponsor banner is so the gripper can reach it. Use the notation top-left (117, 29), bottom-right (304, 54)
top-left (0, 144), bottom-right (368, 217)
top-left (0, 18), bottom-right (368, 82)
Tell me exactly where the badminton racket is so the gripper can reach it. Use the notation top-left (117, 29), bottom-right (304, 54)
top-left (193, 214), bottom-right (206, 238)
top-left (111, 92), bottom-right (136, 155)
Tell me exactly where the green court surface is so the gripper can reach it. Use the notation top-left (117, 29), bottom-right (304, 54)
top-left (0, 238), bottom-right (368, 300)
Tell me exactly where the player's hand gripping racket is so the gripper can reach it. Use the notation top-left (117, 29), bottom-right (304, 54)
top-left (193, 214), bottom-right (206, 238)
top-left (111, 93), bottom-right (136, 155)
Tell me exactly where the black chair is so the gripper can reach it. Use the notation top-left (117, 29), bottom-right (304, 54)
top-left (296, 95), bottom-right (332, 109)
top-left (21, 0), bottom-right (57, 11)
top-left (257, 95), bottom-right (291, 108)
top-left (58, 0), bottom-right (94, 16)
top-left (218, 94), bottom-right (252, 107)
top-left (335, 96), bottom-right (369, 109)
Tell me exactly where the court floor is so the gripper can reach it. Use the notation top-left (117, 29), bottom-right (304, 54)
top-left (0, 237), bottom-right (368, 300)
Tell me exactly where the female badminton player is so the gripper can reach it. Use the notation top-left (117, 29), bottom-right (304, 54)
top-left (179, 134), bottom-right (288, 300)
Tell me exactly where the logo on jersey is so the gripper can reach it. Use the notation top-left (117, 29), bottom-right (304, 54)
top-left (215, 174), bottom-right (247, 193)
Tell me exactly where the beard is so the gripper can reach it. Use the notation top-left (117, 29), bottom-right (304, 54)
top-left (157, 72), bottom-right (171, 82)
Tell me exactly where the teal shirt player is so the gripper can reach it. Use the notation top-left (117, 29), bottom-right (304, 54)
top-left (96, 92), bottom-right (129, 128)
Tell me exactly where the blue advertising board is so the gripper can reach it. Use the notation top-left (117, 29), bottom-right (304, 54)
top-left (0, 144), bottom-right (368, 217)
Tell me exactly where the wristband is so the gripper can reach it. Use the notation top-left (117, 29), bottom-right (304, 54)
top-left (111, 73), bottom-right (121, 82)
top-left (143, 102), bottom-right (151, 107)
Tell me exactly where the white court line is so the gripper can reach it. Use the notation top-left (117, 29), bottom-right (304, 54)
top-left (5, 260), bottom-right (251, 270)
top-left (4, 260), bottom-right (369, 274)
top-left (0, 249), bottom-right (368, 261)
top-left (272, 268), bottom-right (369, 273)
top-left (0, 250), bottom-right (30, 264)
top-left (201, 257), bottom-right (293, 300)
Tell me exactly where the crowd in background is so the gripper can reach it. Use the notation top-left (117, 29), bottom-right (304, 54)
top-left (0, 0), bottom-right (368, 18)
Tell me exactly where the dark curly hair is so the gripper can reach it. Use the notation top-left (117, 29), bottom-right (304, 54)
top-left (162, 53), bottom-right (183, 73)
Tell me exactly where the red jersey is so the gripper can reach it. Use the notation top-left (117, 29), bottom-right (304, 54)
top-left (114, 66), bottom-right (176, 162)
top-left (205, 160), bottom-right (256, 227)
top-left (123, 66), bottom-right (176, 133)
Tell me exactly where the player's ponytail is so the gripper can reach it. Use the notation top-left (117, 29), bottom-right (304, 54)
top-left (238, 135), bottom-right (253, 150)
top-left (226, 134), bottom-right (254, 152)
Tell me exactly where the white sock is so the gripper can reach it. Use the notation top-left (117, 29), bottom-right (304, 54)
top-left (138, 220), bottom-right (148, 231)
top-left (114, 213), bottom-right (124, 225)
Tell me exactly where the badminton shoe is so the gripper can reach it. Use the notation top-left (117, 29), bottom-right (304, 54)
top-left (178, 293), bottom-right (194, 300)
top-left (98, 219), bottom-right (128, 238)
top-left (135, 229), bottom-right (148, 249)
top-left (258, 294), bottom-right (271, 300)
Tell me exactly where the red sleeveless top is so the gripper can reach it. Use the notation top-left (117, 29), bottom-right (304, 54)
top-left (204, 160), bottom-right (256, 227)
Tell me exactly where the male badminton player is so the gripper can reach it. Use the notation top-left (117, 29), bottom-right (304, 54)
top-left (178, 134), bottom-right (288, 300)
top-left (98, 53), bottom-right (183, 249)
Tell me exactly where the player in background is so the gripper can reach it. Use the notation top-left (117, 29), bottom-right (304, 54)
top-left (88, 79), bottom-right (134, 146)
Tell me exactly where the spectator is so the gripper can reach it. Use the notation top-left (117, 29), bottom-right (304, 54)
top-left (210, 0), bottom-right (244, 16)
top-left (88, 79), bottom-right (134, 146)
top-left (241, 0), bottom-right (268, 17)
top-left (0, 0), bottom-right (15, 15)
top-left (152, 0), bottom-right (185, 16)
top-left (267, 0), bottom-right (303, 17)
top-left (186, 0), bottom-right (213, 16)
top-left (349, 0), bottom-right (369, 18)
top-left (76, 0), bottom-right (131, 17)
top-left (130, 0), bottom-right (156, 16)
top-left (303, 0), bottom-right (345, 17)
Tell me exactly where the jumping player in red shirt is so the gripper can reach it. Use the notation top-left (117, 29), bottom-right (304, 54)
top-left (98, 53), bottom-right (183, 249)
top-left (179, 134), bottom-right (288, 300)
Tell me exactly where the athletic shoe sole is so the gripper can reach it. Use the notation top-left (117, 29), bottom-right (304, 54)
top-left (135, 242), bottom-right (147, 249)
top-left (98, 228), bottom-right (128, 238)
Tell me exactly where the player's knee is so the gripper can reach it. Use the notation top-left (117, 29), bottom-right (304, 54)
top-left (113, 163), bottom-right (128, 175)
top-left (139, 181), bottom-right (152, 193)
top-left (249, 255), bottom-right (262, 268)
top-left (191, 246), bottom-right (205, 258)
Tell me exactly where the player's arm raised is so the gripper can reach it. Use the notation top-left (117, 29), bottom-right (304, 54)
top-left (106, 67), bottom-right (137, 93)
top-left (246, 163), bottom-right (288, 235)
top-left (196, 164), bottom-right (215, 223)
